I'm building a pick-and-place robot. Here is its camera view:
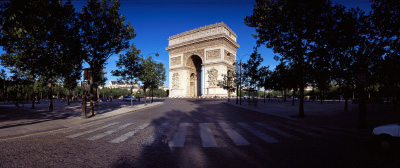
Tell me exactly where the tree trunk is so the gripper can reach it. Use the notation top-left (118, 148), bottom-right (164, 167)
top-left (89, 72), bottom-right (94, 116)
top-left (264, 90), bottom-right (265, 103)
top-left (299, 84), bottom-right (305, 117)
top-left (338, 83), bottom-right (341, 103)
top-left (298, 60), bottom-right (305, 117)
top-left (344, 84), bottom-right (349, 111)
top-left (292, 89), bottom-right (295, 106)
top-left (96, 86), bottom-right (99, 106)
top-left (144, 88), bottom-right (147, 105)
top-left (358, 87), bottom-right (367, 128)
top-left (320, 91), bottom-right (323, 104)
top-left (49, 78), bottom-right (53, 112)
top-left (284, 90), bottom-right (287, 102)
top-left (31, 82), bottom-right (35, 109)
top-left (269, 92), bottom-right (271, 102)
top-left (67, 90), bottom-right (70, 105)
top-left (73, 88), bottom-right (75, 102)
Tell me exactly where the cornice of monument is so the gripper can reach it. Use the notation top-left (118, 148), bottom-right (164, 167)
top-left (165, 34), bottom-right (240, 51)
top-left (168, 22), bottom-right (238, 41)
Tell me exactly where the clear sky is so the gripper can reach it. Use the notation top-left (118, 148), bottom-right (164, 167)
top-left (0, 0), bottom-right (372, 87)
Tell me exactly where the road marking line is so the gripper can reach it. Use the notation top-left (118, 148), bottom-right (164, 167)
top-left (88, 123), bottom-right (134, 140)
top-left (219, 122), bottom-right (249, 146)
top-left (199, 123), bottom-right (218, 147)
top-left (255, 122), bottom-right (302, 140)
top-left (110, 123), bottom-right (150, 143)
top-left (237, 122), bottom-right (279, 143)
top-left (273, 122), bottom-right (322, 137)
top-left (169, 123), bottom-right (189, 147)
top-left (142, 123), bottom-right (170, 146)
top-left (66, 122), bottom-right (119, 138)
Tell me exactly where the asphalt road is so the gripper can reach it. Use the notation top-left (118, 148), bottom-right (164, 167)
top-left (0, 99), bottom-right (398, 168)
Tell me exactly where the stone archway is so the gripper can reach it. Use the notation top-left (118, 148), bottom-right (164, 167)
top-left (167, 22), bottom-right (239, 98)
top-left (187, 55), bottom-right (202, 97)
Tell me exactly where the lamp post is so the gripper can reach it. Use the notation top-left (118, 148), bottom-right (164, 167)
top-left (229, 53), bottom-right (250, 105)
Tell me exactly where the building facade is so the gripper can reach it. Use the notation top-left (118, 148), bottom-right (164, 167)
top-left (105, 81), bottom-right (140, 90)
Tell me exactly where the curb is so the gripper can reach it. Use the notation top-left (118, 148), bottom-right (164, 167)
top-left (0, 102), bottom-right (164, 140)
top-left (223, 102), bottom-right (297, 121)
top-left (224, 102), bottom-right (371, 136)
top-left (79, 102), bottom-right (164, 125)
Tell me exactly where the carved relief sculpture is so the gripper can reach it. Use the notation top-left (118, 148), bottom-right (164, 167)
top-left (172, 72), bottom-right (179, 88)
top-left (171, 56), bottom-right (181, 66)
top-left (206, 49), bottom-right (221, 60)
top-left (207, 68), bottom-right (218, 87)
top-left (224, 49), bottom-right (235, 62)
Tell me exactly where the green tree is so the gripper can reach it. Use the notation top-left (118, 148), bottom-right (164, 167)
top-left (371, 0), bottom-right (400, 104)
top-left (111, 44), bottom-right (141, 106)
top-left (259, 66), bottom-right (272, 103)
top-left (63, 67), bottom-right (81, 105)
top-left (138, 55), bottom-right (166, 105)
top-left (217, 71), bottom-right (236, 102)
top-left (245, 0), bottom-right (334, 117)
top-left (0, 0), bottom-right (82, 111)
top-left (79, 0), bottom-right (135, 115)
top-left (242, 50), bottom-right (264, 92)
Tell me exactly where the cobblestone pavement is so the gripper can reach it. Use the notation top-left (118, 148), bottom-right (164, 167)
top-left (0, 99), bottom-right (399, 168)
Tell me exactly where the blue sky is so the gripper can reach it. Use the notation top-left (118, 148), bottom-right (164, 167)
top-left (0, 0), bottom-right (372, 86)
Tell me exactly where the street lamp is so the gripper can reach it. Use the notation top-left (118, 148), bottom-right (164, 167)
top-left (228, 53), bottom-right (250, 105)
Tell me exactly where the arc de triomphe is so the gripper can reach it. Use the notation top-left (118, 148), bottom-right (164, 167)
top-left (166, 22), bottom-right (239, 98)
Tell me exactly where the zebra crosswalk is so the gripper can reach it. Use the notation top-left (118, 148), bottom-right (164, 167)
top-left (65, 120), bottom-right (331, 147)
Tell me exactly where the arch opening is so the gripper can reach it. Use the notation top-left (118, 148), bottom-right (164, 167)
top-left (187, 55), bottom-right (203, 97)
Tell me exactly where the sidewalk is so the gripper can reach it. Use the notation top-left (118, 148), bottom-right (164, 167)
top-left (0, 99), bottom-right (164, 139)
top-left (225, 98), bottom-right (400, 136)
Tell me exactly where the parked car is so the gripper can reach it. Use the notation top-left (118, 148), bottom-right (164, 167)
top-left (372, 123), bottom-right (400, 151)
top-left (123, 96), bottom-right (136, 101)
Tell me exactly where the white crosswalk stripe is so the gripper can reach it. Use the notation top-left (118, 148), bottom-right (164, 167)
top-left (219, 122), bottom-right (250, 146)
top-left (110, 123), bottom-right (150, 143)
top-left (273, 122), bottom-right (322, 137)
top-left (200, 123), bottom-right (218, 147)
top-left (237, 122), bottom-right (279, 143)
top-left (169, 123), bottom-right (189, 147)
top-left (67, 122), bottom-right (119, 138)
top-left (65, 121), bottom-right (328, 146)
top-left (255, 122), bottom-right (302, 140)
top-left (88, 123), bottom-right (134, 140)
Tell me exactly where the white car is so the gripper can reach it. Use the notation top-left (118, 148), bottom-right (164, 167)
top-left (372, 123), bottom-right (400, 151)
